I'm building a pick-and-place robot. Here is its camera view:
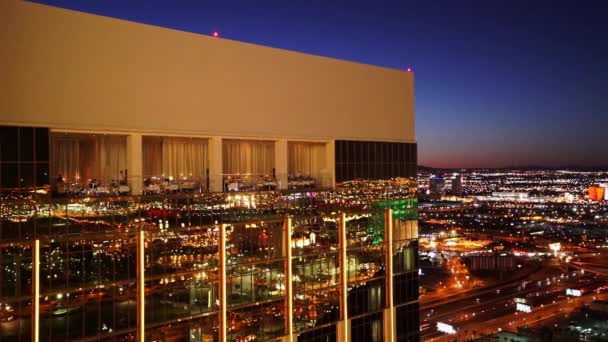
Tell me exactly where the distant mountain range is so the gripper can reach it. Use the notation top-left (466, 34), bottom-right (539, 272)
top-left (418, 165), bottom-right (608, 172)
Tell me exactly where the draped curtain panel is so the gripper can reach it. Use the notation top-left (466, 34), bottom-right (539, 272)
top-left (222, 140), bottom-right (275, 175)
top-left (51, 134), bottom-right (127, 182)
top-left (78, 139), bottom-right (97, 181)
top-left (51, 137), bottom-right (80, 181)
top-left (100, 136), bottom-right (127, 182)
top-left (142, 137), bottom-right (162, 177)
top-left (160, 138), bottom-right (208, 179)
top-left (288, 142), bottom-right (326, 179)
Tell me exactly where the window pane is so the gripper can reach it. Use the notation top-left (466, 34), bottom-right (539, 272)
top-left (404, 143), bottom-right (412, 163)
top-left (20, 163), bottom-right (35, 187)
top-left (19, 127), bottom-right (35, 161)
top-left (362, 142), bottom-right (369, 164)
top-left (348, 141), bottom-right (356, 164)
top-left (0, 126), bottom-right (19, 162)
top-left (1, 163), bottom-right (18, 188)
top-left (35, 128), bottom-right (49, 162)
top-left (371, 143), bottom-right (378, 165)
top-left (411, 143), bottom-right (417, 164)
top-left (336, 141), bottom-right (345, 163)
top-left (36, 162), bottom-right (50, 186)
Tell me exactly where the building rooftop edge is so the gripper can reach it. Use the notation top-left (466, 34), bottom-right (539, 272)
top-left (26, 0), bottom-right (412, 75)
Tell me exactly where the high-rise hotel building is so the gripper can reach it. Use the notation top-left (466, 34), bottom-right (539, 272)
top-left (0, 1), bottom-right (419, 341)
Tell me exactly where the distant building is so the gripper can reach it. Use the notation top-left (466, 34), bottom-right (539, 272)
top-left (429, 175), bottom-right (445, 197)
top-left (451, 173), bottom-right (463, 195)
top-left (465, 254), bottom-right (515, 271)
top-left (601, 183), bottom-right (608, 200)
top-left (491, 192), bottom-right (529, 200)
top-left (588, 185), bottom-right (606, 202)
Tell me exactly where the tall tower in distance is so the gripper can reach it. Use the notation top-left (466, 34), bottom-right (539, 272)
top-left (429, 175), bottom-right (445, 198)
top-left (451, 173), bottom-right (463, 195)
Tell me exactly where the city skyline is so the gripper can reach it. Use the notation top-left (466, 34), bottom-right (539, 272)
top-left (4, 2), bottom-right (608, 341)
top-left (31, 0), bottom-right (608, 168)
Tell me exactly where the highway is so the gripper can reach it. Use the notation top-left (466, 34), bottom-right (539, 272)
top-left (420, 254), bottom-right (608, 341)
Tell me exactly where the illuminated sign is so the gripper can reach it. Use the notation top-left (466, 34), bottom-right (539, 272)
top-left (549, 243), bottom-right (561, 256)
top-left (549, 243), bottom-right (561, 252)
top-left (516, 303), bottom-right (532, 313)
top-left (437, 322), bottom-right (456, 334)
top-left (566, 288), bottom-right (582, 297)
top-left (514, 298), bottom-right (527, 304)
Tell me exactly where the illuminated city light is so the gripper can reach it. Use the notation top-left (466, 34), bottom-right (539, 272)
top-left (516, 303), bottom-right (532, 313)
top-left (549, 242), bottom-right (561, 256)
top-left (566, 288), bottom-right (582, 297)
top-left (437, 322), bottom-right (457, 334)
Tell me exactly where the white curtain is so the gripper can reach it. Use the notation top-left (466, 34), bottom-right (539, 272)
top-left (223, 140), bottom-right (275, 175)
top-left (142, 137), bottom-right (162, 177)
top-left (288, 142), bottom-right (326, 179)
top-left (79, 135), bottom-right (127, 182)
top-left (51, 137), bottom-right (80, 182)
top-left (51, 134), bottom-right (127, 183)
top-left (161, 138), bottom-right (208, 179)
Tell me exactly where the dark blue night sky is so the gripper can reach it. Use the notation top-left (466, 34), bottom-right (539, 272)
top-left (32, 0), bottom-right (608, 168)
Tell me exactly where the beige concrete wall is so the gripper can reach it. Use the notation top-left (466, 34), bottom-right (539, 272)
top-left (0, 0), bottom-right (415, 143)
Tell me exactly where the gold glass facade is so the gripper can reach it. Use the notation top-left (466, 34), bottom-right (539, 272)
top-left (0, 178), bottom-right (418, 341)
